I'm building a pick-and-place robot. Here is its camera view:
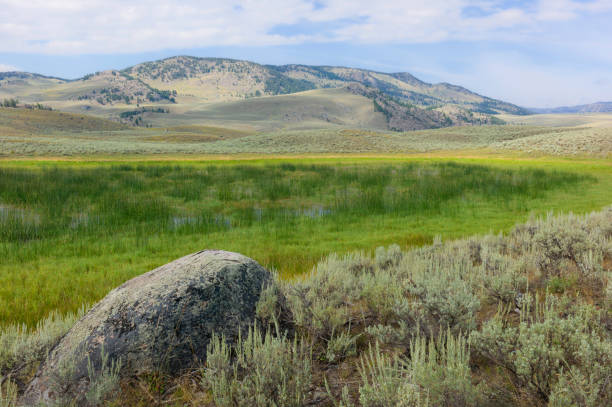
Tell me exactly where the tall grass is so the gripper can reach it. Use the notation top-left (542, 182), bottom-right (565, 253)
top-left (0, 162), bottom-right (588, 243)
top-left (0, 161), bottom-right (596, 326)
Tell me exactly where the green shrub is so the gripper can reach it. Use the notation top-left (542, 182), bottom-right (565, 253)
top-left (358, 331), bottom-right (478, 407)
top-left (85, 346), bottom-right (122, 406)
top-left (406, 255), bottom-right (480, 336)
top-left (547, 276), bottom-right (575, 294)
top-left (202, 325), bottom-right (311, 407)
top-left (358, 343), bottom-right (424, 407)
top-left (470, 296), bottom-right (611, 405)
top-left (325, 328), bottom-right (358, 363)
top-left (0, 307), bottom-right (85, 384)
top-left (407, 331), bottom-right (480, 407)
top-left (0, 377), bottom-right (17, 407)
top-left (286, 252), bottom-right (370, 340)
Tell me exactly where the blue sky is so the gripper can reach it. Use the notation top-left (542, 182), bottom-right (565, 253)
top-left (1, 0), bottom-right (611, 107)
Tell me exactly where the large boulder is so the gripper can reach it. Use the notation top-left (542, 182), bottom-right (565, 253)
top-left (23, 250), bottom-right (271, 405)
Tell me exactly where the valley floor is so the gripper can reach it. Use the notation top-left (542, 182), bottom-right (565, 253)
top-left (0, 154), bottom-right (610, 327)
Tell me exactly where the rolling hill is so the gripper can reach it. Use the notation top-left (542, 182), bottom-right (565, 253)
top-left (0, 72), bottom-right (67, 100)
top-left (0, 106), bottom-right (127, 136)
top-left (124, 56), bottom-right (529, 114)
top-left (1, 55), bottom-right (533, 131)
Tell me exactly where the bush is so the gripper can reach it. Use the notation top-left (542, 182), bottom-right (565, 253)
top-left (325, 328), bottom-right (358, 363)
top-left (286, 252), bottom-right (370, 340)
top-left (0, 307), bottom-right (86, 386)
top-left (0, 377), bottom-right (17, 407)
top-left (407, 331), bottom-right (480, 406)
top-left (470, 296), bottom-right (611, 405)
top-left (403, 252), bottom-right (480, 336)
top-left (202, 325), bottom-right (311, 407)
top-left (358, 331), bottom-right (478, 407)
top-left (85, 346), bottom-right (122, 406)
top-left (358, 343), bottom-right (424, 407)
top-left (1, 99), bottom-right (18, 108)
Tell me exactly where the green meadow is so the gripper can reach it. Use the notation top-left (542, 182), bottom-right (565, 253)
top-left (0, 156), bottom-right (610, 327)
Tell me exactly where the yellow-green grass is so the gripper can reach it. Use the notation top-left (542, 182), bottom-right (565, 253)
top-left (0, 155), bottom-right (610, 328)
top-left (0, 107), bottom-right (127, 135)
top-left (5, 122), bottom-right (611, 158)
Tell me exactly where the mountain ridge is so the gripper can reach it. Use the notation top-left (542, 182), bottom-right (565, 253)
top-left (1, 55), bottom-right (533, 131)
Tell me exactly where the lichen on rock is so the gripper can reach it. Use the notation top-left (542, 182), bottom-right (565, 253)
top-left (22, 250), bottom-right (271, 405)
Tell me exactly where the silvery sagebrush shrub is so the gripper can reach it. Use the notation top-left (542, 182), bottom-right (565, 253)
top-left (0, 307), bottom-right (86, 385)
top-left (47, 349), bottom-right (80, 407)
top-left (256, 276), bottom-right (286, 335)
top-left (285, 252), bottom-right (371, 340)
top-left (202, 325), bottom-right (311, 407)
top-left (0, 377), bottom-right (18, 407)
top-left (407, 331), bottom-right (480, 407)
top-left (358, 331), bottom-right (478, 407)
top-left (514, 210), bottom-right (611, 279)
top-left (405, 253), bottom-right (480, 336)
top-left (85, 346), bottom-right (122, 407)
top-left (357, 342), bottom-right (425, 407)
top-left (360, 268), bottom-right (412, 325)
top-left (479, 250), bottom-right (528, 305)
top-left (365, 321), bottom-right (411, 346)
top-left (534, 224), bottom-right (590, 276)
top-left (470, 295), bottom-right (611, 405)
top-left (325, 328), bottom-right (358, 363)
top-left (374, 244), bottom-right (403, 270)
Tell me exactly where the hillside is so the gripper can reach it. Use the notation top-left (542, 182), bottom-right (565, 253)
top-left (161, 87), bottom-right (387, 130)
top-left (123, 56), bottom-right (314, 100)
top-left (1, 55), bottom-right (532, 131)
top-left (40, 70), bottom-right (176, 106)
top-left (0, 106), bottom-right (127, 136)
top-left (124, 56), bottom-right (529, 115)
top-left (345, 83), bottom-right (503, 131)
top-left (0, 72), bottom-right (67, 100)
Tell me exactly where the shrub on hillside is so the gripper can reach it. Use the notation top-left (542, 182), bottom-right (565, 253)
top-left (202, 326), bottom-right (311, 407)
top-left (0, 307), bottom-right (86, 388)
top-left (357, 331), bottom-right (479, 407)
top-left (0, 377), bottom-right (17, 407)
top-left (285, 252), bottom-right (371, 341)
top-left (470, 296), bottom-right (611, 405)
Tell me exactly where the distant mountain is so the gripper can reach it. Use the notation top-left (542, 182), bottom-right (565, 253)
top-left (530, 102), bottom-right (612, 114)
top-left (124, 56), bottom-right (530, 115)
top-left (0, 55), bottom-right (533, 131)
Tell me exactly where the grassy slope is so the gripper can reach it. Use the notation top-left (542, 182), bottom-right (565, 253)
top-left (0, 107), bottom-right (127, 135)
top-left (0, 73), bottom-right (66, 100)
top-left (0, 155), bottom-right (610, 327)
top-left (2, 116), bottom-right (610, 157)
top-left (150, 87), bottom-right (388, 131)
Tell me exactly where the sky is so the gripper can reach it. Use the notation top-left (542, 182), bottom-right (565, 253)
top-left (1, 0), bottom-right (611, 108)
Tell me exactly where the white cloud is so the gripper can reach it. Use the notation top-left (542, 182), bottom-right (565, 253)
top-left (0, 0), bottom-right (610, 54)
top-left (0, 0), bottom-right (610, 106)
top-left (0, 63), bottom-right (19, 71)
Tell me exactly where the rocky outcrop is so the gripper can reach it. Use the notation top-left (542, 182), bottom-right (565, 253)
top-left (23, 250), bottom-right (271, 405)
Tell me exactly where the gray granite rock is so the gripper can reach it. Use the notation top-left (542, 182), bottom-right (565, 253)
top-left (22, 250), bottom-right (271, 405)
